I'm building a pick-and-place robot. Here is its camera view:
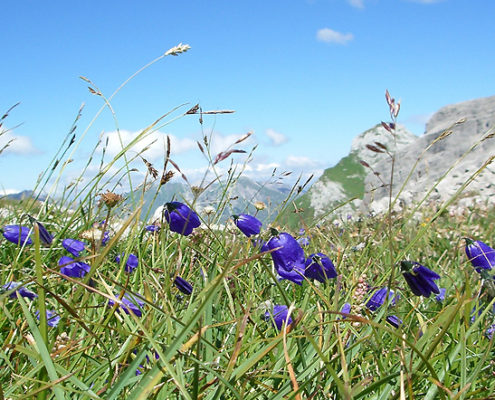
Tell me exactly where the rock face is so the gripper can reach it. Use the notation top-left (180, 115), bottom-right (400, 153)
top-left (284, 124), bottom-right (417, 225)
top-left (363, 95), bottom-right (495, 214)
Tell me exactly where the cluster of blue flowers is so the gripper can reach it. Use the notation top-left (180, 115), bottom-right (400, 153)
top-left (2, 204), bottom-right (495, 338)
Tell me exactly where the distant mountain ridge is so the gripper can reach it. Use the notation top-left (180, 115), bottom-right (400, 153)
top-left (127, 176), bottom-right (294, 224)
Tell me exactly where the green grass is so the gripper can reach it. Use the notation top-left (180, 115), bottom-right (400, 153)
top-left (1, 47), bottom-right (495, 399)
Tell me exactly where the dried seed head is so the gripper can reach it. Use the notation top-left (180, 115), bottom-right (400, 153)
top-left (191, 186), bottom-right (205, 196)
top-left (164, 43), bottom-right (191, 56)
top-left (160, 170), bottom-right (175, 186)
top-left (142, 157), bottom-right (159, 179)
top-left (99, 191), bottom-right (123, 208)
top-left (254, 201), bottom-right (266, 211)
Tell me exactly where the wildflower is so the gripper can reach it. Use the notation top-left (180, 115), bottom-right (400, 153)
top-left (27, 215), bottom-right (53, 245)
top-left (102, 230), bottom-right (110, 245)
top-left (464, 238), bottom-right (495, 274)
top-left (58, 256), bottom-right (91, 278)
top-left (401, 261), bottom-right (440, 298)
top-left (115, 253), bottom-right (139, 273)
top-left (386, 315), bottom-right (403, 328)
top-left (108, 293), bottom-right (144, 317)
top-left (2, 281), bottom-right (37, 299)
top-left (264, 304), bottom-right (293, 330)
top-left (305, 253), bottom-right (337, 283)
top-left (297, 236), bottom-right (310, 246)
top-left (1, 225), bottom-right (33, 246)
top-left (366, 287), bottom-right (398, 312)
top-left (145, 225), bottom-right (160, 233)
top-left (163, 202), bottom-right (201, 236)
top-left (36, 310), bottom-right (60, 327)
top-left (62, 238), bottom-right (86, 257)
top-left (266, 231), bottom-right (306, 285)
top-left (174, 276), bottom-right (193, 295)
top-left (340, 303), bottom-right (351, 320)
top-left (232, 214), bottom-right (262, 237)
top-left (486, 324), bottom-right (495, 340)
top-left (435, 288), bottom-right (446, 303)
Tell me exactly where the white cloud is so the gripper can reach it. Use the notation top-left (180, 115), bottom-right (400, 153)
top-left (0, 130), bottom-right (39, 155)
top-left (316, 28), bottom-right (354, 45)
top-left (99, 130), bottom-right (196, 160)
top-left (348, 0), bottom-right (364, 8)
top-left (285, 155), bottom-right (318, 168)
top-left (265, 129), bottom-right (288, 146)
top-left (0, 188), bottom-right (21, 195)
top-left (207, 132), bottom-right (253, 154)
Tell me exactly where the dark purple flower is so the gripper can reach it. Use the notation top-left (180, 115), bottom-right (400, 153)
top-left (58, 256), bottom-right (91, 278)
top-left (305, 253), bottom-right (337, 283)
top-left (366, 287), bottom-right (398, 312)
top-left (264, 304), bottom-right (293, 330)
top-left (435, 288), bottom-right (446, 303)
top-left (36, 309), bottom-right (60, 327)
top-left (164, 202), bottom-right (201, 236)
top-left (266, 232), bottom-right (306, 285)
top-left (108, 293), bottom-right (145, 317)
top-left (2, 225), bottom-right (33, 246)
top-left (145, 225), bottom-right (160, 233)
top-left (27, 215), bottom-right (53, 245)
top-left (115, 253), bottom-right (139, 273)
top-left (401, 261), bottom-right (440, 298)
top-left (232, 214), bottom-right (262, 237)
top-left (386, 315), bottom-right (403, 328)
top-left (465, 238), bottom-right (495, 273)
top-left (62, 238), bottom-right (86, 257)
top-left (174, 276), bottom-right (193, 295)
top-left (2, 281), bottom-right (37, 300)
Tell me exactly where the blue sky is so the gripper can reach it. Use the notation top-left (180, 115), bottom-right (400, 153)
top-left (1, 0), bottom-right (494, 194)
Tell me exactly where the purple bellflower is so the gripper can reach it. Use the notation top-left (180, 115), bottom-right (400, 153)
top-left (36, 310), bottom-right (60, 327)
top-left (108, 293), bottom-right (145, 317)
top-left (115, 253), bottom-right (139, 273)
top-left (58, 256), bottom-right (91, 278)
top-left (340, 302), bottom-right (351, 320)
top-left (145, 225), bottom-right (161, 232)
top-left (366, 287), bottom-right (398, 312)
top-left (386, 315), bottom-right (403, 328)
top-left (27, 215), bottom-right (53, 245)
top-left (266, 231), bottom-right (306, 285)
top-left (164, 202), bottom-right (201, 236)
top-left (435, 288), bottom-right (446, 303)
top-left (401, 261), bottom-right (440, 298)
top-left (2, 281), bottom-right (37, 300)
top-left (264, 304), bottom-right (293, 330)
top-left (2, 225), bottom-right (33, 246)
top-left (62, 238), bottom-right (86, 257)
top-left (305, 253), bottom-right (337, 283)
top-left (174, 276), bottom-right (193, 295)
top-left (464, 238), bottom-right (495, 274)
top-left (232, 214), bottom-right (262, 237)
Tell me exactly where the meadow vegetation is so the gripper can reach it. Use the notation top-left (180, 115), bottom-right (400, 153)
top-left (1, 45), bottom-right (495, 399)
